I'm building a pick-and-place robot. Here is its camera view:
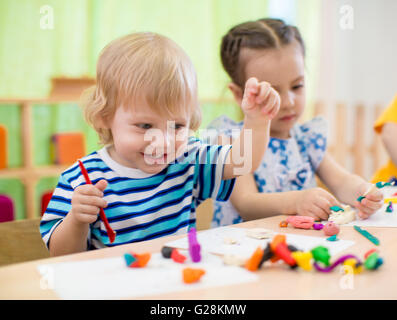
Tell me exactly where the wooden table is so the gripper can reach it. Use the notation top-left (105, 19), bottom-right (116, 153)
top-left (0, 216), bottom-right (395, 300)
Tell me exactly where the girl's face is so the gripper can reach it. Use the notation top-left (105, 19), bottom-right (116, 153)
top-left (106, 97), bottom-right (190, 174)
top-left (239, 42), bottom-right (306, 139)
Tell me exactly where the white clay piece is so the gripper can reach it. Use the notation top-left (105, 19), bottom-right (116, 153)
top-left (328, 205), bottom-right (356, 225)
top-left (245, 228), bottom-right (274, 239)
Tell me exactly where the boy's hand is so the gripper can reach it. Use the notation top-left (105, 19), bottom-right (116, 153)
top-left (241, 77), bottom-right (280, 121)
top-left (355, 183), bottom-right (383, 219)
top-left (70, 180), bottom-right (108, 225)
top-left (295, 188), bottom-right (341, 221)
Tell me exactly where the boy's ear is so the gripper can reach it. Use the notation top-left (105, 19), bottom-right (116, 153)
top-left (97, 114), bottom-right (111, 129)
top-left (228, 82), bottom-right (243, 106)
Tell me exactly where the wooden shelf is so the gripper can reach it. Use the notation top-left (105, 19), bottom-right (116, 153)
top-left (0, 98), bottom-right (80, 219)
top-left (0, 165), bottom-right (69, 179)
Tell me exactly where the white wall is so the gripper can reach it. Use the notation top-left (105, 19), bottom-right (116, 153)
top-left (317, 0), bottom-right (397, 107)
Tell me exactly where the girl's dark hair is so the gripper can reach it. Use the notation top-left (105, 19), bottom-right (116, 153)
top-left (220, 18), bottom-right (305, 87)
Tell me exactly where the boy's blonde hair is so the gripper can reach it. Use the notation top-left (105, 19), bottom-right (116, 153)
top-left (81, 32), bottom-right (201, 145)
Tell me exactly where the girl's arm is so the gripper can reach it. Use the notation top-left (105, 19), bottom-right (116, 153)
top-left (381, 122), bottom-right (397, 166)
top-left (229, 174), bottom-right (296, 219)
top-left (316, 152), bottom-right (383, 218)
top-left (230, 173), bottom-right (340, 221)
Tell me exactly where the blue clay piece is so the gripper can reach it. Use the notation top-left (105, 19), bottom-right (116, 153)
top-left (124, 253), bottom-right (136, 266)
top-left (326, 235), bottom-right (339, 242)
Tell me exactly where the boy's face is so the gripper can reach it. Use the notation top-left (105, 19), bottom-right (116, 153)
top-left (107, 98), bottom-right (190, 174)
top-left (242, 42), bottom-right (306, 139)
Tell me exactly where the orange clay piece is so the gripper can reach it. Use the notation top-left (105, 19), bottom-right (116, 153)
top-left (270, 234), bottom-right (286, 251)
top-left (269, 234), bottom-right (286, 263)
top-left (245, 247), bottom-right (264, 271)
top-left (279, 220), bottom-right (288, 228)
top-left (129, 252), bottom-right (151, 268)
top-left (183, 268), bottom-right (206, 284)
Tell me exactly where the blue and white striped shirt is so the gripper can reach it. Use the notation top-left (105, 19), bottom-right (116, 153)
top-left (40, 137), bottom-right (235, 249)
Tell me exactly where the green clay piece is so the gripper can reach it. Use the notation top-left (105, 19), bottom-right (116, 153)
top-left (326, 235), bottom-right (339, 241)
top-left (357, 196), bottom-right (366, 203)
top-left (311, 246), bottom-right (331, 266)
top-left (386, 202), bottom-right (393, 213)
top-left (330, 205), bottom-right (344, 212)
top-left (375, 182), bottom-right (392, 188)
top-left (364, 252), bottom-right (379, 270)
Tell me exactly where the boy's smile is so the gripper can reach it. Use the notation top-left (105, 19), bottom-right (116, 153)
top-left (105, 98), bottom-right (190, 174)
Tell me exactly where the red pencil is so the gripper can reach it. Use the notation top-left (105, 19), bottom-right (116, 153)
top-left (78, 160), bottom-right (116, 243)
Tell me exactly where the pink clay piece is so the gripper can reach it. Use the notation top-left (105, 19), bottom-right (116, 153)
top-left (323, 222), bottom-right (340, 236)
top-left (286, 216), bottom-right (315, 229)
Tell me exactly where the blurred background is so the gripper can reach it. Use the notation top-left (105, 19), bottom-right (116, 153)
top-left (0, 0), bottom-right (396, 220)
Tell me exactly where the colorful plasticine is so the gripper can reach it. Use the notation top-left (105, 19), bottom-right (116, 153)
top-left (245, 247), bottom-right (264, 271)
top-left (386, 202), bottom-right (393, 213)
top-left (285, 216), bottom-right (315, 229)
top-left (274, 242), bottom-right (296, 267)
top-left (182, 268), bottom-right (205, 284)
top-left (188, 227), bottom-right (201, 262)
top-left (124, 253), bottom-right (136, 267)
top-left (314, 254), bottom-right (361, 273)
top-left (313, 223), bottom-right (324, 230)
top-left (171, 248), bottom-right (187, 263)
top-left (125, 252), bottom-right (151, 268)
top-left (291, 251), bottom-right (313, 271)
top-left (311, 246), bottom-right (331, 266)
top-left (330, 205), bottom-right (344, 212)
top-left (323, 221), bottom-right (340, 236)
top-left (225, 234), bottom-right (383, 275)
top-left (161, 246), bottom-right (174, 259)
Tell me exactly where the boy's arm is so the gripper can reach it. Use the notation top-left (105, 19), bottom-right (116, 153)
top-left (381, 122), bottom-right (397, 166)
top-left (223, 78), bottom-right (280, 180)
top-left (48, 214), bottom-right (89, 256)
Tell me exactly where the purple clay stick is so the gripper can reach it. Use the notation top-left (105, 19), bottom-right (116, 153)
top-left (313, 254), bottom-right (361, 273)
top-left (188, 227), bottom-right (201, 262)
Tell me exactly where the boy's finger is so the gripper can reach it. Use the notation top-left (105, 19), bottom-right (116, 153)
top-left (79, 204), bottom-right (101, 215)
top-left (81, 196), bottom-right (107, 208)
top-left (95, 179), bottom-right (108, 192)
top-left (77, 185), bottom-right (104, 197)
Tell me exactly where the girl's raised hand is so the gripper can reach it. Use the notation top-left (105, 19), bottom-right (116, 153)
top-left (355, 183), bottom-right (383, 219)
top-left (241, 77), bottom-right (280, 120)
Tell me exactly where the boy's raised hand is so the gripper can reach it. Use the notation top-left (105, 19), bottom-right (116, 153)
top-left (241, 77), bottom-right (280, 120)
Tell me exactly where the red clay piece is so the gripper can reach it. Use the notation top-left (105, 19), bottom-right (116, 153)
top-left (171, 248), bottom-right (187, 263)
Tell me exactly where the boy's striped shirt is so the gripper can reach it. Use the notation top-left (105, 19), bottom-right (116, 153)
top-left (40, 138), bottom-right (235, 249)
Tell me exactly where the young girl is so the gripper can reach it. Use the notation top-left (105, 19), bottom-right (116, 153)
top-left (207, 18), bottom-right (383, 227)
top-left (372, 95), bottom-right (397, 183)
top-left (40, 32), bottom-right (280, 256)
